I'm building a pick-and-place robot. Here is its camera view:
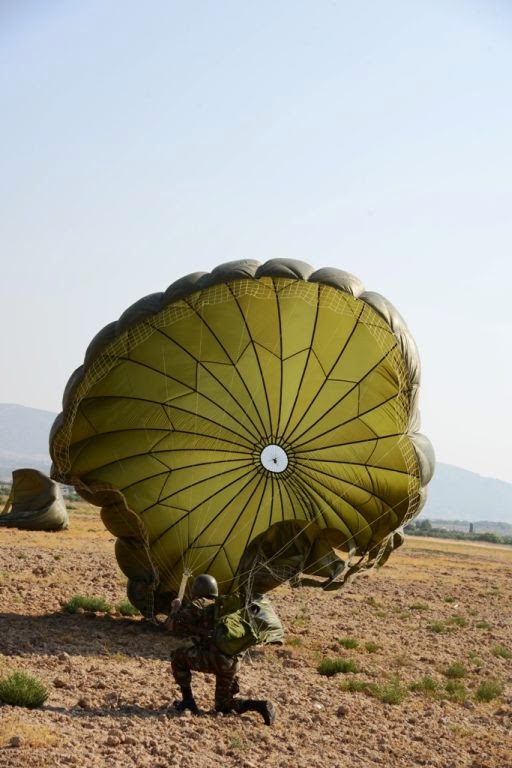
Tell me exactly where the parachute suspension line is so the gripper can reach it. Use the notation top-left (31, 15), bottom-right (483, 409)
top-left (287, 468), bottom-right (418, 582)
top-left (236, 424), bottom-right (419, 590)
top-left (234, 511), bottom-right (323, 589)
top-left (231, 468), bottom-right (324, 587)
top-left (239, 518), bottom-right (359, 594)
top-left (245, 554), bottom-right (297, 592)
top-left (236, 440), bottom-right (416, 591)
top-left (132, 513), bottom-right (162, 620)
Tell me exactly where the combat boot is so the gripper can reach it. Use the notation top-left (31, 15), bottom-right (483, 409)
top-left (232, 698), bottom-right (276, 725)
top-left (173, 685), bottom-right (199, 715)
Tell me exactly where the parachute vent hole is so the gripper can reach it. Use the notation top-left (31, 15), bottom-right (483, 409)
top-left (260, 444), bottom-right (288, 473)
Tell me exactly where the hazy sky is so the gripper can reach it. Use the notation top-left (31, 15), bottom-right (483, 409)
top-left (1, 1), bottom-right (511, 483)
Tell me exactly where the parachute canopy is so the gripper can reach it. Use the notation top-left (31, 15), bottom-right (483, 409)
top-left (0, 468), bottom-right (68, 532)
top-left (50, 259), bottom-right (434, 610)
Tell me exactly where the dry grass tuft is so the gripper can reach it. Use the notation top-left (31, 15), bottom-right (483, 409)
top-left (0, 716), bottom-right (58, 748)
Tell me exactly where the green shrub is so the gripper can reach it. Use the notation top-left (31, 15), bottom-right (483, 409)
top-left (115, 601), bottom-right (140, 617)
top-left (0, 671), bottom-right (48, 709)
top-left (227, 732), bottom-right (247, 750)
top-left (409, 676), bottom-right (438, 695)
top-left (447, 615), bottom-right (468, 627)
top-left (491, 645), bottom-right (512, 659)
top-left (63, 595), bottom-right (111, 614)
top-left (429, 620), bottom-right (446, 634)
top-left (291, 606), bottom-right (310, 627)
top-left (317, 658), bottom-right (360, 676)
top-left (444, 596), bottom-right (455, 603)
top-left (337, 637), bottom-right (358, 649)
top-left (340, 677), bottom-right (366, 692)
top-left (468, 651), bottom-right (482, 666)
top-left (410, 603), bottom-right (429, 611)
top-left (475, 621), bottom-right (491, 630)
top-left (364, 641), bottom-right (379, 653)
top-left (445, 681), bottom-right (467, 702)
top-left (367, 676), bottom-right (405, 705)
top-left (474, 679), bottom-right (504, 702)
top-left (443, 662), bottom-right (467, 679)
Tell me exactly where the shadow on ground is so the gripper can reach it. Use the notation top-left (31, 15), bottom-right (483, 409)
top-left (0, 612), bottom-right (173, 661)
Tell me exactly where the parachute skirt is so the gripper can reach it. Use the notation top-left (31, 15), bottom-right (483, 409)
top-left (49, 259), bottom-right (434, 615)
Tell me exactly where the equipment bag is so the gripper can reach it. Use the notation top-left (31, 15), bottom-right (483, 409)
top-left (213, 595), bottom-right (259, 656)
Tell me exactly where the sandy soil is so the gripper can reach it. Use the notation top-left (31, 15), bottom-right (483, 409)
top-left (0, 507), bottom-right (511, 768)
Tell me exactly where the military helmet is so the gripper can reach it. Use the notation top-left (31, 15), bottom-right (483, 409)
top-left (190, 574), bottom-right (219, 600)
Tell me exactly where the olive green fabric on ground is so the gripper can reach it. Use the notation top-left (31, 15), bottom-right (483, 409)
top-left (0, 468), bottom-right (68, 531)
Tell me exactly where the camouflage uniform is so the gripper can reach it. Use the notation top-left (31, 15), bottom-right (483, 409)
top-left (169, 597), bottom-right (243, 711)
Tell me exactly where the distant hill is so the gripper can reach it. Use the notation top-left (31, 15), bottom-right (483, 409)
top-left (0, 403), bottom-right (511, 525)
top-left (0, 403), bottom-right (54, 480)
top-left (422, 463), bottom-right (512, 525)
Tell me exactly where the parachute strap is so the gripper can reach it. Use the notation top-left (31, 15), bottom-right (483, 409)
top-left (162, 568), bottom-right (194, 630)
top-left (178, 569), bottom-right (193, 601)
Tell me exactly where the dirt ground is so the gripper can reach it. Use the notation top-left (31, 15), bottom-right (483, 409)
top-left (0, 505), bottom-right (511, 768)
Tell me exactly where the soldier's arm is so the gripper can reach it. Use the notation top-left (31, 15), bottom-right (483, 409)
top-left (162, 598), bottom-right (183, 631)
top-left (165, 602), bottom-right (213, 639)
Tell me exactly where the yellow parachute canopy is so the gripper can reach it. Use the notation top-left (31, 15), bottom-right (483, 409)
top-left (50, 259), bottom-right (434, 614)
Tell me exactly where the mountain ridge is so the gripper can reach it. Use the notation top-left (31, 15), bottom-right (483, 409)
top-left (0, 403), bottom-right (56, 478)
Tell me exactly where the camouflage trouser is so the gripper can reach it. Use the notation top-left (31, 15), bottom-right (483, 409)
top-left (171, 645), bottom-right (242, 710)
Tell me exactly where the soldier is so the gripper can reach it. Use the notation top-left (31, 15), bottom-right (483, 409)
top-left (166, 574), bottom-right (276, 725)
